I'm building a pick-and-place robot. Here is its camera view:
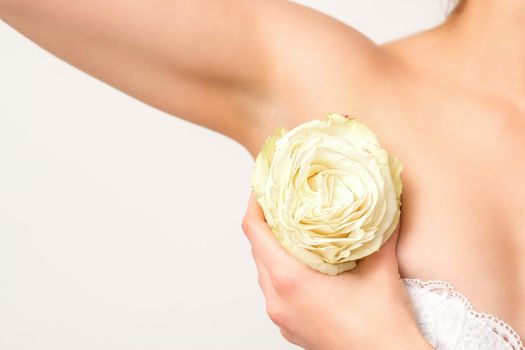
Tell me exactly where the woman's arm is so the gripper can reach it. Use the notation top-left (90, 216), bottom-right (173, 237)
top-left (0, 1), bottom-right (381, 153)
top-left (0, 0), bottom-right (277, 147)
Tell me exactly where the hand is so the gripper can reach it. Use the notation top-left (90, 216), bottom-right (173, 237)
top-left (241, 191), bottom-right (432, 350)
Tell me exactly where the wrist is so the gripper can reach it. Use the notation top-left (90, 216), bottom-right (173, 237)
top-left (384, 324), bottom-right (432, 350)
top-left (337, 319), bottom-right (432, 350)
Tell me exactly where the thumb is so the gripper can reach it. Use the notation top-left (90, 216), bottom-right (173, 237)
top-left (355, 223), bottom-right (401, 276)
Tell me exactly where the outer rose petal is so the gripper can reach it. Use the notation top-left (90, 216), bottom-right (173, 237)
top-left (250, 113), bottom-right (404, 275)
top-left (389, 154), bottom-right (404, 206)
top-left (251, 127), bottom-right (286, 199)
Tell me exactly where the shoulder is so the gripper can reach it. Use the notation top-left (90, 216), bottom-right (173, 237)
top-left (256, 1), bottom-right (386, 81)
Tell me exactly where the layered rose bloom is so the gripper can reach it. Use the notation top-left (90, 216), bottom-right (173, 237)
top-left (251, 113), bottom-right (403, 275)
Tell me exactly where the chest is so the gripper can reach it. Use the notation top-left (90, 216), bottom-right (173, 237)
top-left (380, 99), bottom-right (525, 339)
top-left (274, 70), bottom-right (525, 335)
top-left (283, 89), bottom-right (525, 338)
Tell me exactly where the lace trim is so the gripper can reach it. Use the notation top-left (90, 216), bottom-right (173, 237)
top-left (403, 278), bottom-right (525, 350)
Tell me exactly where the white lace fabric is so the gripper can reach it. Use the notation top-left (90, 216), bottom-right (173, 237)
top-left (403, 278), bottom-right (525, 350)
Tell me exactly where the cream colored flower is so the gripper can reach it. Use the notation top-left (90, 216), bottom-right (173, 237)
top-left (250, 113), bottom-right (403, 275)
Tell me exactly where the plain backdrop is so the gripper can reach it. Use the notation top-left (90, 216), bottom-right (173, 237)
top-left (0, 1), bottom-right (450, 349)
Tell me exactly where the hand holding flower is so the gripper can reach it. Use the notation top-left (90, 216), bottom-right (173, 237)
top-left (242, 193), bottom-right (432, 350)
top-left (244, 113), bottom-right (432, 348)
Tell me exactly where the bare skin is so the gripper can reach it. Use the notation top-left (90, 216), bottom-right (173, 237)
top-left (2, 0), bottom-right (524, 344)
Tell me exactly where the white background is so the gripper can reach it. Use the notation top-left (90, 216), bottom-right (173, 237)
top-left (0, 1), bottom-right (449, 349)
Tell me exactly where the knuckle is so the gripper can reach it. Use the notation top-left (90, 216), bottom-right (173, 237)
top-left (241, 215), bottom-right (255, 234)
top-left (272, 270), bottom-right (302, 294)
top-left (266, 303), bottom-right (288, 328)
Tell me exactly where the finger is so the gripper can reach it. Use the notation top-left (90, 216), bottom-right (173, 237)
top-left (242, 192), bottom-right (305, 276)
top-left (252, 250), bottom-right (278, 301)
top-left (357, 223), bottom-right (400, 275)
top-left (379, 222), bottom-right (400, 257)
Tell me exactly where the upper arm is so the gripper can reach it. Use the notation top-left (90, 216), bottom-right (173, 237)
top-left (1, 0), bottom-right (381, 150)
top-left (1, 0), bottom-right (274, 144)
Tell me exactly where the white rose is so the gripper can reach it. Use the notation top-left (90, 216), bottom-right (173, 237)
top-left (250, 113), bottom-right (403, 275)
